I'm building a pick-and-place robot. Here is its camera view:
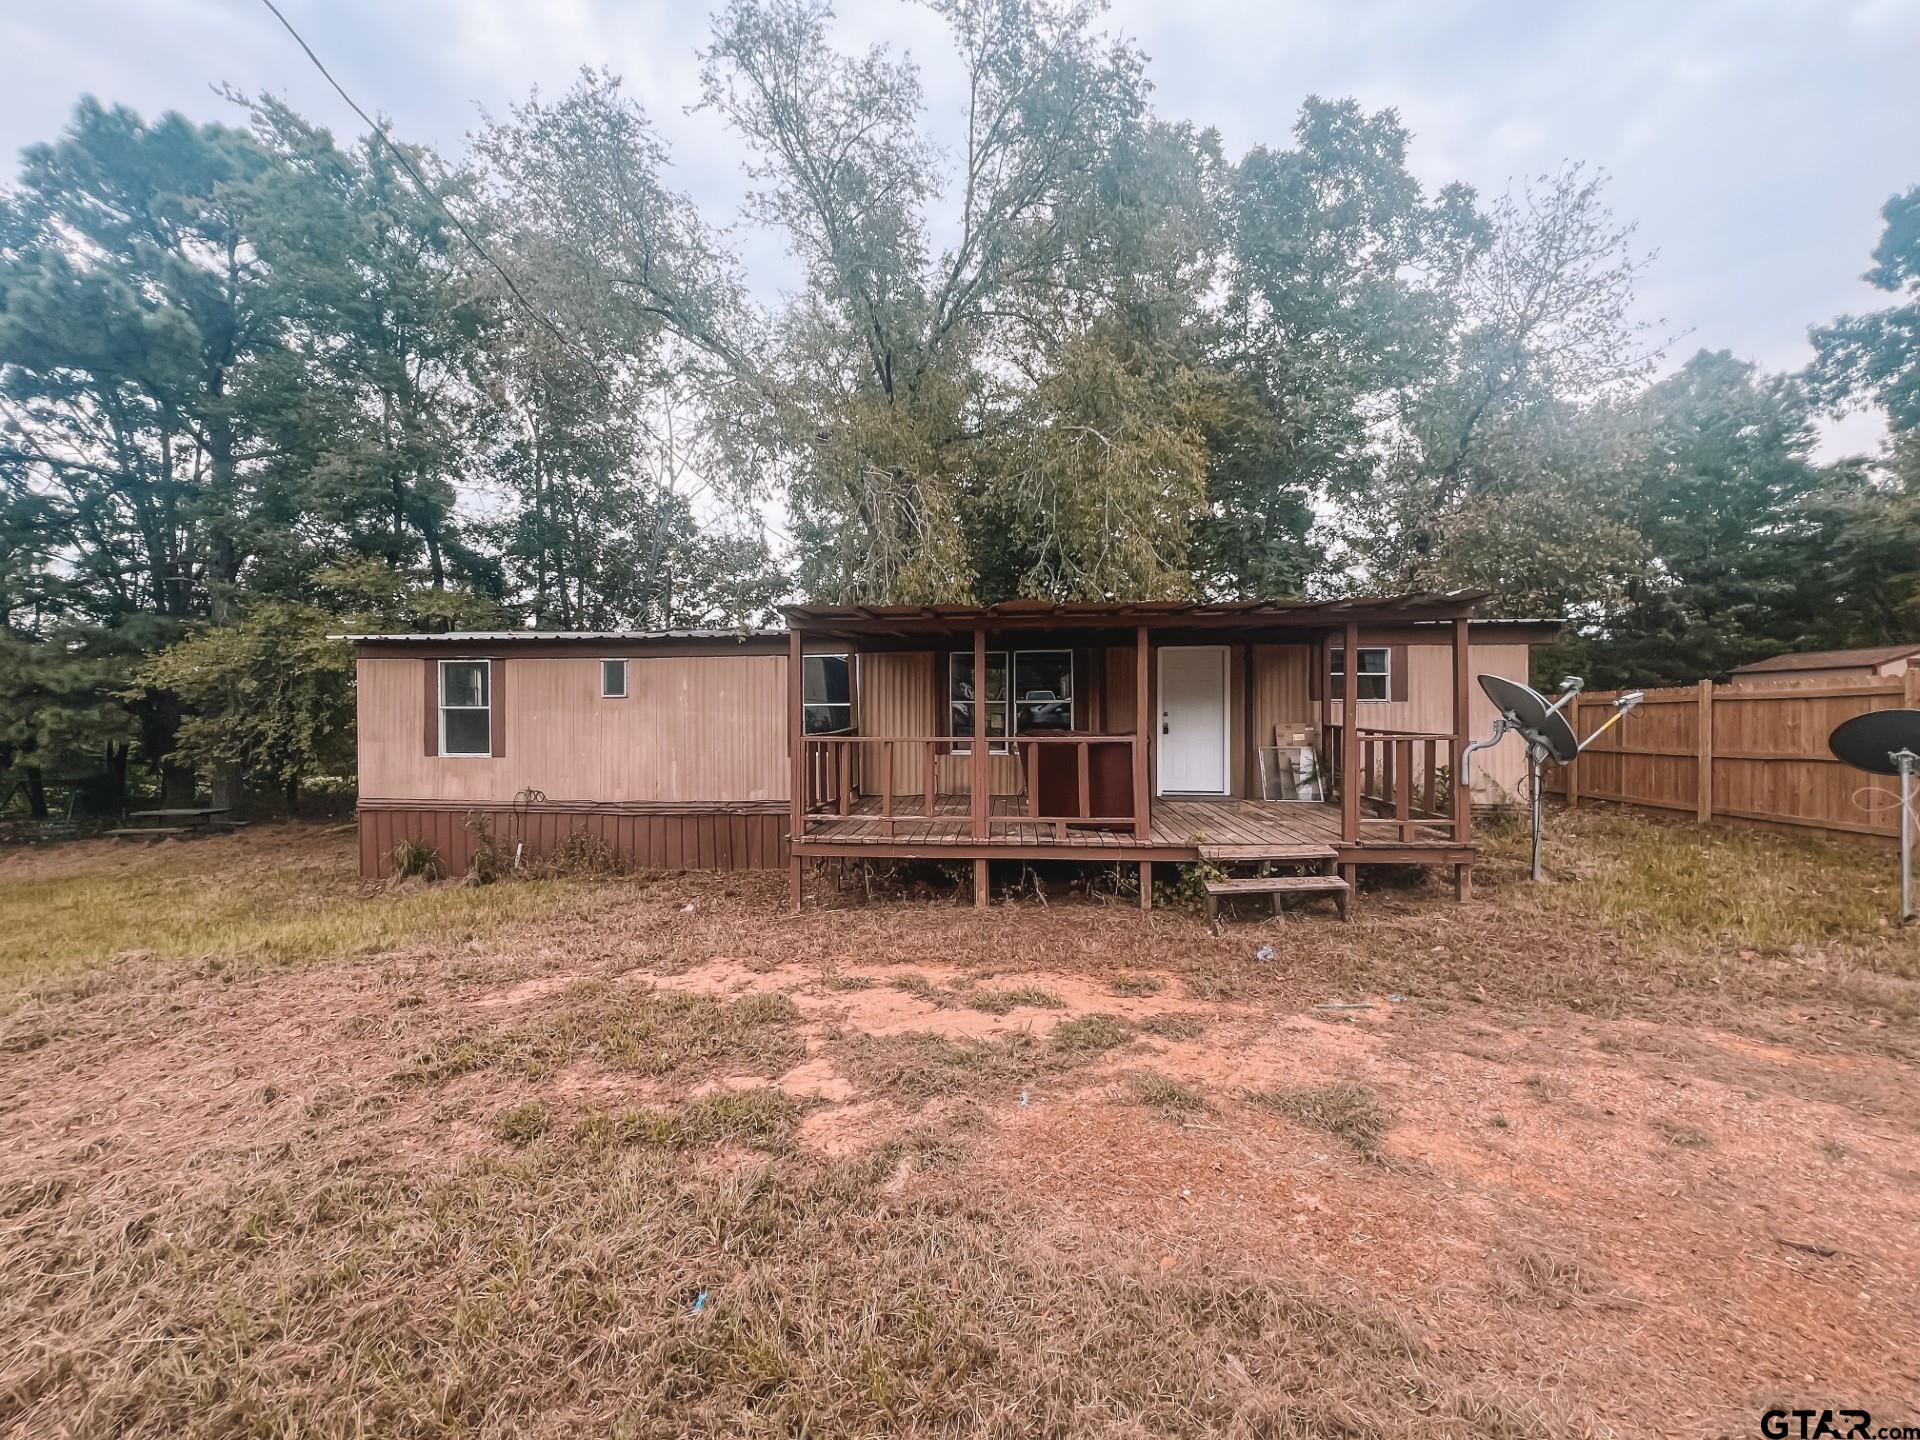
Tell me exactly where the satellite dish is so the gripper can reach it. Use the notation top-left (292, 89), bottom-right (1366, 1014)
top-left (1828, 708), bottom-right (1920, 924)
top-left (1478, 675), bottom-right (1579, 764)
top-left (1463, 674), bottom-right (1643, 884)
top-left (1828, 710), bottom-right (1920, 776)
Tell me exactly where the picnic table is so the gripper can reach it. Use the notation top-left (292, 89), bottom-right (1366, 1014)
top-left (107, 807), bottom-right (243, 841)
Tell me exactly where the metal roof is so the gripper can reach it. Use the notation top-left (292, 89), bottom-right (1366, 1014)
top-left (780, 591), bottom-right (1491, 634)
top-left (331, 628), bottom-right (783, 643)
top-left (1731, 643), bottom-right (1920, 674)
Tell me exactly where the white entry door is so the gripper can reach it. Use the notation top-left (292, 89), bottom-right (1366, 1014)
top-left (1158, 646), bottom-right (1229, 794)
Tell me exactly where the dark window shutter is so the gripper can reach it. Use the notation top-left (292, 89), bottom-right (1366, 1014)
top-left (424, 658), bottom-right (439, 756)
top-left (1390, 644), bottom-right (1409, 703)
top-left (490, 658), bottom-right (506, 757)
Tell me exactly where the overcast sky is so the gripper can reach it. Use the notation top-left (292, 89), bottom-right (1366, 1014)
top-left (4, 0), bottom-right (1914, 457)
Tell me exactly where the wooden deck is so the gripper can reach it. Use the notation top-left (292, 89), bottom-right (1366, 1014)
top-left (793, 795), bottom-right (1460, 863)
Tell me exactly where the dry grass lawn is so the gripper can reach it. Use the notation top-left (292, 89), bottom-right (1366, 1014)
top-left (3, 807), bottom-right (1919, 1437)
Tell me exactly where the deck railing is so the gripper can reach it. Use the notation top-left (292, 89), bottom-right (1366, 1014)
top-left (1325, 724), bottom-right (1461, 844)
top-left (798, 734), bottom-right (1146, 841)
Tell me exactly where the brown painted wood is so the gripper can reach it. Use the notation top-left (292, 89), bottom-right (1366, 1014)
top-left (423, 658), bottom-right (438, 756)
top-left (1565, 693), bottom-right (1581, 809)
top-left (881, 743), bottom-right (895, 839)
top-left (1134, 624), bottom-right (1151, 840)
top-left (1451, 617), bottom-right (1473, 847)
top-left (1341, 620), bottom-right (1361, 845)
top-left (1696, 677), bottom-right (1714, 822)
top-left (972, 626), bottom-right (988, 841)
top-left (788, 627), bottom-right (805, 907)
top-left (490, 657), bottom-right (506, 757)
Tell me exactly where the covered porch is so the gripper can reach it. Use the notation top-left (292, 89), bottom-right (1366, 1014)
top-left (782, 594), bottom-right (1488, 912)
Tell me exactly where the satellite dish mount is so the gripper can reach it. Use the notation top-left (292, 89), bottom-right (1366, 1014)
top-left (1827, 710), bottom-right (1920, 925)
top-left (1463, 675), bottom-right (1644, 882)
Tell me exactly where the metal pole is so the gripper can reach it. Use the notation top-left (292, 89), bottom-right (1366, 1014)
top-left (1529, 747), bottom-right (1544, 883)
top-left (1902, 755), bottom-right (1914, 924)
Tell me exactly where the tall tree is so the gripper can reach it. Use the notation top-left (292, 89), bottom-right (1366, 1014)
top-left (1813, 185), bottom-right (1920, 435)
top-left (1205, 98), bottom-right (1485, 598)
top-left (702, 0), bottom-right (1170, 602)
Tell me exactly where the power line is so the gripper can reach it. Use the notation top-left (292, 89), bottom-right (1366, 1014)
top-left (254, 0), bottom-right (588, 364)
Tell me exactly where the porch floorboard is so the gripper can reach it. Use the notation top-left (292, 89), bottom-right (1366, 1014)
top-left (793, 796), bottom-right (1453, 859)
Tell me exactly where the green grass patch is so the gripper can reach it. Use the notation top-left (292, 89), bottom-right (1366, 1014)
top-left (0, 827), bottom-right (608, 996)
top-left (1123, 1070), bottom-right (1210, 1117)
top-left (494, 1101), bottom-right (550, 1147)
top-left (963, 984), bottom-right (1066, 1014)
top-left (574, 1088), bottom-right (798, 1151)
top-left (1050, 1013), bottom-right (1134, 1053)
top-left (1248, 1082), bottom-right (1390, 1159)
top-left (1488, 810), bottom-right (1909, 952)
top-left (405, 985), bottom-right (803, 1084)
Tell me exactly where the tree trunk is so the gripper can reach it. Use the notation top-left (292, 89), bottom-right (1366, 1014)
top-left (103, 743), bottom-right (130, 816)
top-left (160, 761), bottom-right (198, 809)
top-left (24, 767), bottom-right (48, 820)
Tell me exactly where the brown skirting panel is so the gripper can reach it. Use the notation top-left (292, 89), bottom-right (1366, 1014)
top-left (356, 802), bottom-right (791, 879)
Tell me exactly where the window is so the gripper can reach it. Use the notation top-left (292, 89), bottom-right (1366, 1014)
top-left (439, 659), bottom-right (491, 755)
top-left (950, 650), bottom-right (1075, 750)
top-left (1013, 650), bottom-right (1074, 733)
top-left (1330, 646), bottom-right (1390, 702)
top-left (948, 651), bottom-right (1009, 753)
top-left (803, 654), bottom-right (853, 734)
top-left (600, 659), bottom-right (628, 698)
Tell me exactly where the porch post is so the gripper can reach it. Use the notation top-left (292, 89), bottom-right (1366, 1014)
top-left (1341, 620), bottom-right (1361, 846)
top-left (1133, 624), bottom-right (1150, 841)
top-left (1451, 615), bottom-right (1474, 899)
top-left (971, 625), bottom-right (988, 843)
top-left (788, 625), bottom-right (805, 913)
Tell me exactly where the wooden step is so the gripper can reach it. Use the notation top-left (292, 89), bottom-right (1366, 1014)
top-left (104, 827), bottom-right (187, 839)
top-left (1204, 875), bottom-right (1349, 896)
top-left (1204, 872), bottom-right (1351, 924)
top-left (1197, 844), bottom-right (1336, 863)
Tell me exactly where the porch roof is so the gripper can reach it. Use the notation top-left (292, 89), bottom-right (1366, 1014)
top-left (781, 591), bottom-right (1489, 642)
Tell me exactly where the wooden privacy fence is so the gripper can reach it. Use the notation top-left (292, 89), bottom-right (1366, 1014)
top-left (1545, 672), bottom-right (1920, 842)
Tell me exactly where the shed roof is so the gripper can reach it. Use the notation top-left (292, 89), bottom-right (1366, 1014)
top-left (781, 591), bottom-right (1491, 638)
top-left (332, 628), bottom-right (781, 644)
top-left (1730, 643), bottom-right (1920, 675)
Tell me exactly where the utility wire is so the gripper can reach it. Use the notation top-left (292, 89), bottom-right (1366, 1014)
top-left (254, 0), bottom-right (589, 364)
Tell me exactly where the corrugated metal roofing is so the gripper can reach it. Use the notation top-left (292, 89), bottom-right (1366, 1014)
top-left (780, 590), bottom-right (1490, 625)
top-left (332, 628), bottom-right (783, 643)
top-left (1731, 643), bottom-right (1920, 674)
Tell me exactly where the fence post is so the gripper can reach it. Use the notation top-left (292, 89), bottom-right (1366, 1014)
top-left (1565, 693), bottom-right (1581, 809)
top-left (1905, 667), bottom-right (1920, 710)
top-left (1696, 679), bottom-right (1714, 824)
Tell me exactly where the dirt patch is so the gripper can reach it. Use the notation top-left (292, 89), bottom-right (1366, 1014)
top-left (5, 820), bottom-right (1920, 1435)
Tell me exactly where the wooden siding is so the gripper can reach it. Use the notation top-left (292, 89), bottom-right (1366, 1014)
top-left (358, 653), bottom-right (789, 805)
top-left (1548, 673), bottom-right (1920, 842)
top-left (358, 803), bottom-right (788, 879)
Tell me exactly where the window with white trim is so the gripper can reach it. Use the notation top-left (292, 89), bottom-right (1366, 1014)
top-left (803, 654), bottom-right (853, 734)
top-left (600, 659), bottom-right (628, 698)
top-left (1330, 646), bottom-right (1390, 702)
top-left (949, 650), bottom-right (1009, 754)
top-left (439, 659), bottom-right (492, 755)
